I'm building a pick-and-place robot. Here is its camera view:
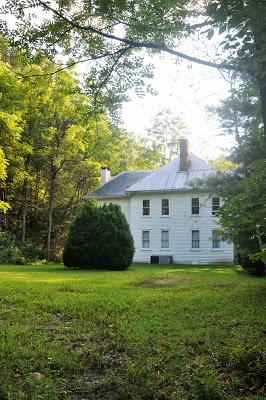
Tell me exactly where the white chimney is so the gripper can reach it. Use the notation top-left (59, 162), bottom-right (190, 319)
top-left (101, 167), bottom-right (111, 185)
top-left (179, 138), bottom-right (189, 171)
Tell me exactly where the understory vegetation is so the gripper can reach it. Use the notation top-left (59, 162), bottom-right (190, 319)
top-left (0, 263), bottom-right (265, 400)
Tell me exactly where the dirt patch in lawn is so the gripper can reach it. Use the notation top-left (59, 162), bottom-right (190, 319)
top-left (134, 276), bottom-right (193, 288)
top-left (212, 283), bottom-right (237, 289)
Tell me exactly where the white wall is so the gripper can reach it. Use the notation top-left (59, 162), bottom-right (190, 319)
top-left (97, 192), bottom-right (234, 265)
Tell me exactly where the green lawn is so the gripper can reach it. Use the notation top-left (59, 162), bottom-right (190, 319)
top-left (0, 264), bottom-right (265, 400)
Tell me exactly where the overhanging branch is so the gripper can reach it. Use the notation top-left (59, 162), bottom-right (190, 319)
top-left (38, 0), bottom-right (241, 73)
top-left (17, 48), bottom-right (129, 78)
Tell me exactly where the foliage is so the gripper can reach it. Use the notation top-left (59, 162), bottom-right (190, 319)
top-left (0, 40), bottom-right (160, 259)
top-left (196, 153), bottom-right (265, 275)
top-left (145, 109), bottom-right (186, 166)
top-left (3, 0), bottom-right (266, 135)
top-left (0, 263), bottom-right (265, 399)
top-left (219, 161), bottom-right (266, 242)
top-left (63, 201), bottom-right (134, 270)
top-left (0, 148), bottom-right (9, 212)
top-left (208, 155), bottom-right (237, 172)
top-left (0, 231), bottom-right (47, 264)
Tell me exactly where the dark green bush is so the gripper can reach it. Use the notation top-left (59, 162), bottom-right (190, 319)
top-left (0, 233), bottom-right (26, 264)
top-left (63, 200), bottom-right (134, 270)
top-left (238, 249), bottom-right (265, 276)
top-left (0, 232), bottom-right (46, 264)
top-left (20, 244), bottom-right (46, 262)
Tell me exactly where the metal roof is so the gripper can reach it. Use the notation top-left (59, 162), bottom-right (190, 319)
top-left (87, 154), bottom-right (215, 198)
top-left (86, 170), bottom-right (152, 198)
top-left (127, 154), bottom-right (214, 193)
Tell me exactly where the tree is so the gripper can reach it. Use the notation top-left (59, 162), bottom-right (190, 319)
top-left (208, 155), bottom-right (237, 172)
top-left (146, 109), bottom-right (186, 166)
top-left (0, 148), bottom-right (9, 212)
top-left (219, 160), bottom-right (266, 275)
top-left (0, 40), bottom-right (156, 260)
top-left (63, 201), bottom-right (134, 270)
top-left (3, 0), bottom-right (266, 139)
top-left (0, 56), bottom-right (24, 214)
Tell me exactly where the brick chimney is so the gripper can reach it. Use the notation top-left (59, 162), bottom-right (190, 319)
top-left (101, 167), bottom-right (111, 185)
top-left (179, 138), bottom-right (189, 171)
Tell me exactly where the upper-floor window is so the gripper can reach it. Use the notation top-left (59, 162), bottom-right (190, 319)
top-left (192, 230), bottom-right (200, 248)
top-left (212, 197), bottom-right (220, 216)
top-left (191, 198), bottom-right (199, 215)
top-left (162, 199), bottom-right (169, 215)
top-left (212, 230), bottom-right (221, 248)
top-left (161, 230), bottom-right (169, 248)
top-left (142, 230), bottom-right (150, 248)
top-left (143, 200), bottom-right (150, 216)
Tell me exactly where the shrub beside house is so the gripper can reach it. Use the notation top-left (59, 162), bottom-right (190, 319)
top-left (63, 201), bottom-right (134, 270)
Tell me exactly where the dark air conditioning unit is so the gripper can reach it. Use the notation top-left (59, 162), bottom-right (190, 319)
top-left (151, 255), bottom-right (173, 264)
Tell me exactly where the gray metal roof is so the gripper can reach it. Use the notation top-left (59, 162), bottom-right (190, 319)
top-left (127, 154), bottom-right (214, 193)
top-left (87, 154), bottom-right (215, 198)
top-left (86, 170), bottom-right (152, 198)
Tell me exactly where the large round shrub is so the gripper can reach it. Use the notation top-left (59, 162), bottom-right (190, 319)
top-left (63, 200), bottom-right (134, 270)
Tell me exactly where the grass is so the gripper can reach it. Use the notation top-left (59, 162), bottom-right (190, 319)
top-left (0, 263), bottom-right (265, 400)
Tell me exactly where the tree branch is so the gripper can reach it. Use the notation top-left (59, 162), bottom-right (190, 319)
top-left (37, 0), bottom-right (242, 73)
top-left (16, 48), bottom-right (128, 78)
top-left (93, 46), bottom-right (131, 103)
top-left (186, 19), bottom-right (216, 31)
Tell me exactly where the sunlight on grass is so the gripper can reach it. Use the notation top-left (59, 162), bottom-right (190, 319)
top-left (0, 263), bottom-right (265, 400)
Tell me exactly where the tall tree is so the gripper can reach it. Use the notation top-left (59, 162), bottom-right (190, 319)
top-left (146, 109), bottom-right (186, 165)
top-left (2, 0), bottom-right (266, 138)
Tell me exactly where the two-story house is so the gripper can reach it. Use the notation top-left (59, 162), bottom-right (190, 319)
top-left (87, 139), bottom-right (234, 264)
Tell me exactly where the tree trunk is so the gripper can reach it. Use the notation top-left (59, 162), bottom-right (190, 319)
top-left (258, 74), bottom-right (266, 149)
top-left (22, 177), bottom-right (28, 244)
top-left (47, 167), bottom-right (56, 261)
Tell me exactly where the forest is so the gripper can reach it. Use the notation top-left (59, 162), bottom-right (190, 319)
top-left (0, 0), bottom-right (265, 271)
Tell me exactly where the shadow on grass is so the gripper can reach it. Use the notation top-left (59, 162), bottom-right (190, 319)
top-left (0, 262), bottom-right (239, 276)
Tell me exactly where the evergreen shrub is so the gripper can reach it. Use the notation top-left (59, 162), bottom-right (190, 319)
top-left (63, 200), bottom-right (134, 270)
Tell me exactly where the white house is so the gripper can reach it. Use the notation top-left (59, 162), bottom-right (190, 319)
top-left (87, 139), bottom-right (234, 265)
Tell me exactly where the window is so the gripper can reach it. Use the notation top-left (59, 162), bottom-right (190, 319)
top-left (192, 198), bottom-right (199, 215)
top-left (143, 200), bottom-right (150, 216)
top-left (161, 230), bottom-right (169, 248)
top-left (212, 197), bottom-right (220, 215)
top-left (192, 230), bottom-right (200, 248)
top-left (142, 231), bottom-right (150, 248)
top-left (212, 231), bottom-right (221, 248)
top-left (162, 199), bottom-right (169, 215)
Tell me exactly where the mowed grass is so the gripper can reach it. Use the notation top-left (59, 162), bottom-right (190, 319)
top-left (0, 264), bottom-right (265, 400)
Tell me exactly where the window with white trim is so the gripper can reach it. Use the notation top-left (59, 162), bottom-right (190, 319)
top-left (192, 230), bottom-right (200, 248)
top-left (212, 197), bottom-right (220, 216)
top-left (162, 199), bottom-right (169, 215)
top-left (142, 200), bottom-right (150, 216)
top-left (212, 230), bottom-right (221, 248)
top-left (191, 197), bottom-right (199, 215)
top-left (161, 230), bottom-right (169, 248)
top-left (142, 231), bottom-right (150, 248)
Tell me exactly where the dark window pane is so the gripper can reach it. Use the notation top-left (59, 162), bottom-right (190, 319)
top-left (192, 197), bottom-right (199, 214)
top-left (161, 231), bottom-right (169, 248)
top-left (162, 199), bottom-right (169, 215)
top-left (143, 199), bottom-right (150, 215)
top-left (142, 231), bottom-right (150, 248)
top-left (212, 197), bottom-right (220, 215)
top-left (212, 231), bottom-right (221, 248)
top-left (192, 230), bottom-right (200, 248)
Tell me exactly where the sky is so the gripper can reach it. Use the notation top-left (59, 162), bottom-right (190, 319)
top-left (121, 51), bottom-right (235, 161)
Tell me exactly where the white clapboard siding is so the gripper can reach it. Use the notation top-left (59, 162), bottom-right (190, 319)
top-left (97, 191), bottom-right (234, 265)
